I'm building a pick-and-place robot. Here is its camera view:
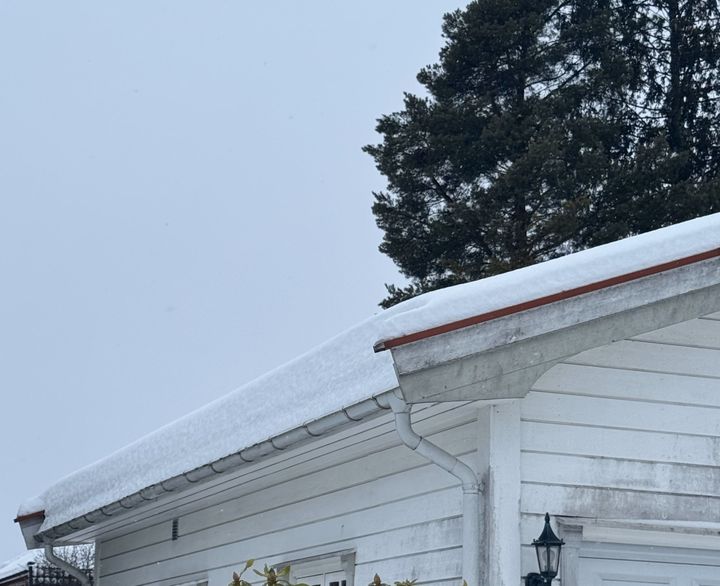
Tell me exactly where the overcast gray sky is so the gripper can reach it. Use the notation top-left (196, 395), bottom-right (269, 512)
top-left (0, 1), bottom-right (466, 558)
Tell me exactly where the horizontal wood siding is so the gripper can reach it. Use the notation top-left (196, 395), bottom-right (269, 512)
top-left (520, 318), bottom-right (720, 577)
top-left (96, 406), bottom-right (477, 586)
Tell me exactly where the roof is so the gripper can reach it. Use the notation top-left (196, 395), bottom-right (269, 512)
top-left (375, 213), bottom-right (720, 349)
top-left (17, 212), bottom-right (720, 542)
top-left (0, 551), bottom-right (34, 580)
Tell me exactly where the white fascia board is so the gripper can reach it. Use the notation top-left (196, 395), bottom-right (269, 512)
top-left (16, 515), bottom-right (45, 550)
top-left (391, 257), bottom-right (720, 403)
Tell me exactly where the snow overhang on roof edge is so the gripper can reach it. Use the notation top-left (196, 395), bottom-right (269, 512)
top-left (23, 391), bottom-right (395, 544)
top-left (375, 246), bottom-right (720, 352)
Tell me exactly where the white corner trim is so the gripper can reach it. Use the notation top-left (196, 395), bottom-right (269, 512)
top-left (481, 401), bottom-right (521, 586)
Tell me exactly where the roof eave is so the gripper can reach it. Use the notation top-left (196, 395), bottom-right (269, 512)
top-left (14, 511), bottom-right (45, 550)
top-left (375, 247), bottom-right (720, 353)
top-left (388, 253), bottom-right (720, 403)
top-left (26, 391), bottom-right (395, 544)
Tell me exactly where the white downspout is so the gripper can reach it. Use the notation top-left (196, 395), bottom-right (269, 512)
top-left (378, 392), bottom-right (483, 586)
top-left (44, 545), bottom-right (92, 586)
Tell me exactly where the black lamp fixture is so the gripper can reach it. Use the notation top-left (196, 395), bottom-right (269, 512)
top-left (525, 512), bottom-right (564, 586)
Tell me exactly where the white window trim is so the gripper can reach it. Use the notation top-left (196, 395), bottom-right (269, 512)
top-left (557, 518), bottom-right (720, 586)
top-left (559, 518), bottom-right (720, 551)
top-left (278, 549), bottom-right (355, 586)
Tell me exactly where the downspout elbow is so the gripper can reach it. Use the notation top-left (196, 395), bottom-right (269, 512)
top-left (393, 408), bottom-right (422, 450)
top-left (44, 545), bottom-right (92, 586)
top-left (381, 392), bottom-right (480, 492)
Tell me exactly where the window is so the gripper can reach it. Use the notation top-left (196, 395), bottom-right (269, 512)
top-left (297, 568), bottom-right (346, 586)
top-left (284, 551), bottom-right (355, 586)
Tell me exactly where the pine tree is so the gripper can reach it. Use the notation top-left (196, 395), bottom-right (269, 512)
top-left (580, 0), bottom-right (720, 244)
top-left (366, 0), bottom-right (720, 308)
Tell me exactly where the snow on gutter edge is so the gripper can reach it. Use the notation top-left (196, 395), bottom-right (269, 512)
top-left (18, 391), bottom-right (396, 545)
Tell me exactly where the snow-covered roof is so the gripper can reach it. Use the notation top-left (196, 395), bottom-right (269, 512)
top-left (0, 551), bottom-right (35, 580)
top-left (18, 213), bottom-right (720, 540)
top-left (376, 212), bottom-right (720, 348)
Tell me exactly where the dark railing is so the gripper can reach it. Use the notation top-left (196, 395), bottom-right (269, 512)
top-left (27, 563), bottom-right (93, 586)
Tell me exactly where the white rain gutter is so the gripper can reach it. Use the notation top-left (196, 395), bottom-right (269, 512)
top-left (377, 391), bottom-right (483, 586)
top-left (44, 545), bottom-right (91, 586)
top-left (31, 392), bottom-right (394, 543)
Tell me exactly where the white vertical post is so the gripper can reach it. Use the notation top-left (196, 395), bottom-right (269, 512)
top-left (479, 400), bottom-right (522, 586)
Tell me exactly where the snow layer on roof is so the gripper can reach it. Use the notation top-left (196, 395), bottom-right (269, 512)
top-left (19, 213), bottom-right (720, 534)
top-left (20, 315), bottom-right (398, 531)
top-left (0, 551), bottom-right (35, 580)
top-left (376, 212), bottom-right (720, 343)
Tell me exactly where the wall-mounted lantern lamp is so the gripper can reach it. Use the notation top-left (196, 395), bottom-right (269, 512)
top-left (525, 513), bottom-right (564, 586)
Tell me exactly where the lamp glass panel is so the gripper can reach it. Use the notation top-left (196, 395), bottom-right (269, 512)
top-left (537, 545), bottom-right (560, 578)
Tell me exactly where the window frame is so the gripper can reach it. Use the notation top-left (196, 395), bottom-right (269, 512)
top-left (279, 550), bottom-right (355, 586)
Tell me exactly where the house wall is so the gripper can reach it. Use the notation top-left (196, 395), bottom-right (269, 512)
top-left (93, 402), bottom-right (481, 586)
top-left (93, 315), bottom-right (720, 586)
top-left (519, 316), bottom-right (720, 583)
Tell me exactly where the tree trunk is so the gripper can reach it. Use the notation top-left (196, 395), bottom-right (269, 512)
top-left (667, 0), bottom-right (684, 152)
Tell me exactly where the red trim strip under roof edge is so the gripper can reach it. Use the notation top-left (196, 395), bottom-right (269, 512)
top-left (374, 247), bottom-right (720, 353)
top-left (14, 510), bottom-right (45, 524)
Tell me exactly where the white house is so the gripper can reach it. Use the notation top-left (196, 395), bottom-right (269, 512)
top-left (15, 213), bottom-right (720, 586)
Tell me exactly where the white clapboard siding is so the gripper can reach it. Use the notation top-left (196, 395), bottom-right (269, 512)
top-left (522, 392), bottom-right (720, 436)
top-left (522, 483), bottom-right (720, 523)
top-left (565, 340), bottom-right (720, 378)
top-left (522, 421), bottom-right (720, 467)
top-left (97, 410), bottom-right (476, 586)
top-left (631, 318), bottom-right (720, 349)
top-left (519, 512), bottom-right (554, 544)
top-left (99, 494), bottom-right (463, 585)
top-left (100, 507), bottom-right (463, 585)
top-left (99, 465), bottom-right (464, 573)
top-left (522, 329), bottom-right (720, 580)
top-left (100, 418), bottom-right (475, 559)
top-left (522, 452), bottom-right (720, 497)
top-left (354, 548), bottom-right (462, 586)
top-left (532, 363), bottom-right (720, 407)
top-left (352, 517), bottom-right (462, 564)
